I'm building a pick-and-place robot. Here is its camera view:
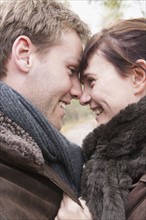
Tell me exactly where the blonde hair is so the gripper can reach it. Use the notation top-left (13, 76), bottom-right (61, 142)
top-left (0, 0), bottom-right (90, 77)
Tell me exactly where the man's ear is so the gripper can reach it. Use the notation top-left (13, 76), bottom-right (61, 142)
top-left (132, 59), bottom-right (146, 95)
top-left (12, 35), bottom-right (33, 73)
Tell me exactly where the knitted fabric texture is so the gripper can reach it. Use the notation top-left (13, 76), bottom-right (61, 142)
top-left (0, 81), bottom-right (83, 195)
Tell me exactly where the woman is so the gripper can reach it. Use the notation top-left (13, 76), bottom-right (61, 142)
top-left (55, 18), bottom-right (146, 220)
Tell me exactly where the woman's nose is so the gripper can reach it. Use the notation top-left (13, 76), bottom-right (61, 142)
top-left (79, 89), bottom-right (91, 106)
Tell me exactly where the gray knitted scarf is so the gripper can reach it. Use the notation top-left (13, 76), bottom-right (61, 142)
top-left (0, 81), bottom-right (83, 195)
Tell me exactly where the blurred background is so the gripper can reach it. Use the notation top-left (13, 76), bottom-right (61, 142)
top-left (66, 0), bottom-right (145, 34)
top-left (61, 0), bottom-right (146, 145)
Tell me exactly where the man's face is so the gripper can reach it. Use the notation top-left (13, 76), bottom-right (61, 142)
top-left (23, 30), bottom-right (83, 130)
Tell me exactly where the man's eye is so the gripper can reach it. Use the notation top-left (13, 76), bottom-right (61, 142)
top-left (68, 67), bottom-right (77, 76)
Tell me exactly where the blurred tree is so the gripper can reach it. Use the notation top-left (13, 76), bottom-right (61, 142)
top-left (63, 0), bottom-right (70, 4)
top-left (89, 0), bottom-right (124, 25)
top-left (87, 0), bottom-right (145, 20)
top-left (103, 0), bottom-right (121, 8)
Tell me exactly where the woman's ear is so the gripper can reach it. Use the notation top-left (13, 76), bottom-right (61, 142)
top-left (12, 35), bottom-right (33, 73)
top-left (132, 59), bottom-right (146, 95)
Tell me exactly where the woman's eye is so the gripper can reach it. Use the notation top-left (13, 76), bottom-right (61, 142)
top-left (87, 77), bottom-right (95, 87)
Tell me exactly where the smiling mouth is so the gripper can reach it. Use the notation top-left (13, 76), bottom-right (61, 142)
top-left (92, 106), bottom-right (103, 118)
top-left (59, 101), bottom-right (67, 111)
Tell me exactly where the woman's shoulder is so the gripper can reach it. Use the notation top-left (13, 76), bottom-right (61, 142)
top-left (127, 173), bottom-right (146, 220)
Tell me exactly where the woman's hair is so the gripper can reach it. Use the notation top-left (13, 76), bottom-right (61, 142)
top-left (0, 0), bottom-right (91, 77)
top-left (80, 18), bottom-right (146, 77)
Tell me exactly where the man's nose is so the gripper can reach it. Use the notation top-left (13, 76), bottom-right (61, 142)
top-left (70, 78), bottom-right (82, 100)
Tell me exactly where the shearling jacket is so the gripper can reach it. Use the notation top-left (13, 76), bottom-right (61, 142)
top-left (0, 112), bottom-right (81, 220)
top-left (81, 96), bottom-right (146, 220)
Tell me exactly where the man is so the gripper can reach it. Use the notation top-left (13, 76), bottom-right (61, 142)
top-left (0, 0), bottom-right (91, 219)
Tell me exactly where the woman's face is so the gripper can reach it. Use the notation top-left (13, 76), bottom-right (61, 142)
top-left (80, 52), bottom-right (138, 126)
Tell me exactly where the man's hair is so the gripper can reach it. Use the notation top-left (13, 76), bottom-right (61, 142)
top-left (0, 0), bottom-right (91, 77)
top-left (80, 18), bottom-right (146, 77)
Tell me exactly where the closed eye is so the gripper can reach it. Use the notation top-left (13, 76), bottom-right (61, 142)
top-left (68, 67), bottom-right (78, 76)
top-left (81, 73), bottom-right (97, 87)
top-left (86, 77), bottom-right (95, 87)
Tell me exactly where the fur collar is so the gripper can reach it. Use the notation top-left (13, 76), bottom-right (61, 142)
top-left (0, 112), bottom-right (44, 171)
top-left (81, 96), bottom-right (146, 220)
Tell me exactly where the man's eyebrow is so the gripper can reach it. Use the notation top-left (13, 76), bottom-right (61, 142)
top-left (66, 56), bottom-right (81, 65)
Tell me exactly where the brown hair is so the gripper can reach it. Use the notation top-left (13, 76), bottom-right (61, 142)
top-left (0, 0), bottom-right (91, 77)
top-left (80, 18), bottom-right (146, 77)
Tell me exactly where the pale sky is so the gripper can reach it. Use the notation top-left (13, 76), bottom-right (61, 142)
top-left (68, 0), bottom-right (146, 33)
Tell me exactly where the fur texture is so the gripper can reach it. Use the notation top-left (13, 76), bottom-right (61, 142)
top-left (0, 112), bottom-right (44, 170)
top-left (81, 96), bottom-right (146, 220)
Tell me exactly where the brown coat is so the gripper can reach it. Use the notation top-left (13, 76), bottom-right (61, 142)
top-left (0, 162), bottom-right (80, 220)
top-left (127, 174), bottom-right (146, 220)
top-left (0, 113), bottom-right (80, 220)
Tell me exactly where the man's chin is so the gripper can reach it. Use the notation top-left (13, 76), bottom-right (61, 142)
top-left (57, 121), bottom-right (62, 131)
top-left (46, 113), bottom-right (63, 130)
top-left (52, 120), bottom-right (62, 131)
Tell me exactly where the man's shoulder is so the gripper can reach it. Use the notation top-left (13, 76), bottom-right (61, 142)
top-left (0, 160), bottom-right (63, 220)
